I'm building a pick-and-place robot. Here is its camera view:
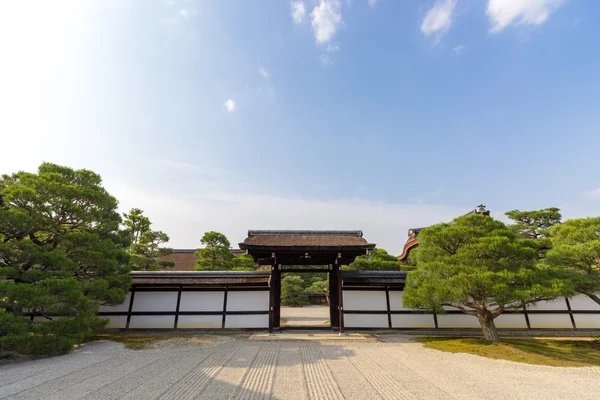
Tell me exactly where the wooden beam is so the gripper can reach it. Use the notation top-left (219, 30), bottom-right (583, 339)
top-left (274, 263), bottom-right (281, 328)
top-left (174, 286), bottom-right (182, 329)
top-left (125, 288), bottom-right (136, 330)
top-left (329, 263), bottom-right (340, 329)
top-left (338, 258), bottom-right (344, 334)
top-left (221, 286), bottom-right (228, 329)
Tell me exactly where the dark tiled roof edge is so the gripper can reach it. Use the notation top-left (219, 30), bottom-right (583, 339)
top-left (172, 248), bottom-right (245, 254)
top-left (341, 271), bottom-right (408, 278)
top-left (130, 271), bottom-right (271, 279)
top-left (247, 230), bottom-right (363, 237)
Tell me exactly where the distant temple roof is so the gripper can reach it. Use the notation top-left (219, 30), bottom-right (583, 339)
top-left (158, 248), bottom-right (245, 272)
top-left (398, 205), bottom-right (490, 261)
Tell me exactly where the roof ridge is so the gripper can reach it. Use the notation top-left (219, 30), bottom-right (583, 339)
top-left (247, 230), bottom-right (363, 237)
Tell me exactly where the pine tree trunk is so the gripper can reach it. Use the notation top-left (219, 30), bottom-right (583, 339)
top-left (477, 312), bottom-right (500, 343)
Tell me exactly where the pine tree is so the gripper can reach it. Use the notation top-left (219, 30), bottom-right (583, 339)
top-left (0, 163), bottom-right (131, 355)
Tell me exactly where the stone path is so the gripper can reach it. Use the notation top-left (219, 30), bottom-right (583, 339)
top-left (280, 306), bottom-right (329, 326)
top-left (1, 335), bottom-right (600, 399)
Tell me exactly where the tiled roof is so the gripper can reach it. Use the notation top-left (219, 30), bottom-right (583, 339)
top-left (342, 271), bottom-right (408, 286)
top-left (240, 230), bottom-right (373, 248)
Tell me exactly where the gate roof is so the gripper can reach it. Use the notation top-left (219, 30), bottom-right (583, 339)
top-left (239, 230), bottom-right (376, 265)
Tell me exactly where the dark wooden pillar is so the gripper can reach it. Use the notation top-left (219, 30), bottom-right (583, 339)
top-left (272, 258), bottom-right (281, 329)
top-left (329, 263), bottom-right (340, 329)
top-left (174, 286), bottom-right (182, 329)
top-left (269, 275), bottom-right (274, 333)
top-left (337, 258), bottom-right (344, 334)
top-left (125, 287), bottom-right (136, 330)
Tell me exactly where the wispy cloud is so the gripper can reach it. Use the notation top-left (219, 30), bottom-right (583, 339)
top-left (319, 43), bottom-right (340, 65)
top-left (583, 188), bottom-right (600, 200)
top-left (487, 0), bottom-right (565, 33)
top-left (161, 1), bottom-right (193, 29)
top-left (409, 187), bottom-right (445, 204)
top-left (290, 1), bottom-right (306, 24)
top-left (368, 0), bottom-right (377, 7)
top-left (311, 0), bottom-right (343, 44)
top-left (109, 176), bottom-right (465, 254)
top-left (258, 67), bottom-right (270, 78)
top-left (224, 99), bottom-right (236, 112)
top-left (421, 0), bottom-right (456, 44)
top-left (453, 44), bottom-right (465, 54)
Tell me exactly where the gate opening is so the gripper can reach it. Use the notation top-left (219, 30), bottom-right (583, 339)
top-left (280, 268), bottom-right (330, 329)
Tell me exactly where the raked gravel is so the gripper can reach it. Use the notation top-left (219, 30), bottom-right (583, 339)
top-left (1, 335), bottom-right (599, 400)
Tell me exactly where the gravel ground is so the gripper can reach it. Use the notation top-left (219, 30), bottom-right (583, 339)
top-left (1, 335), bottom-right (600, 400)
top-left (280, 306), bottom-right (329, 326)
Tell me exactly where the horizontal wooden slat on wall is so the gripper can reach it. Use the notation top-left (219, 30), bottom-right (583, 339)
top-left (341, 290), bottom-right (600, 331)
top-left (99, 287), bottom-right (270, 330)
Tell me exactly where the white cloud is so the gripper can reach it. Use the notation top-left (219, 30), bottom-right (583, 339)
top-left (179, 9), bottom-right (189, 19)
top-left (108, 176), bottom-right (466, 254)
top-left (487, 0), bottom-right (565, 33)
top-left (453, 44), bottom-right (465, 54)
top-left (311, 0), bottom-right (343, 44)
top-left (319, 43), bottom-right (340, 66)
top-left (326, 43), bottom-right (339, 53)
top-left (584, 188), bottom-right (600, 200)
top-left (319, 53), bottom-right (332, 66)
top-left (290, 1), bottom-right (306, 24)
top-left (223, 99), bottom-right (236, 112)
top-left (421, 0), bottom-right (456, 43)
top-left (368, 0), bottom-right (377, 7)
top-left (258, 67), bottom-right (270, 78)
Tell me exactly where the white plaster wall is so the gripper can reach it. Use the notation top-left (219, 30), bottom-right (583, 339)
top-left (494, 314), bottom-right (528, 329)
top-left (179, 292), bottom-right (224, 312)
top-left (132, 292), bottom-right (178, 312)
top-left (227, 292), bottom-right (269, 312)
top-left (129, 315), bottom-right (175, 329)
top-left (436, 314), bottom-right (481, 328)
top-left (105, 315), bottom-right (127, 329)
top-left (527, 298), bottom-right (569, 311)
top-left (343, 291), bottom-right (387, 311)
top-left (573, 314), bottom-right (600, 329)
top-left (344, 314), bottom-right (388, 328)
top-left (442, 304), bottom-right (476, 311)
top-left (225, 314), bottom-right (268, 328)
top-left (388, 292), bottom-right (415, 311)
top-left (391, 314), bottom-right (435, 328)
top-left (528, 314), bottom-right (573, 329)
top-left (568, 295), bottom-right (600, 311)
top-left (98, 292), bottom-right (131, 312)
top-left (177, 315), bottom-right (222, 329)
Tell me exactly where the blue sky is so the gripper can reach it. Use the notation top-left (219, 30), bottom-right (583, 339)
top-left (1, 0), bottom-right (599, 253)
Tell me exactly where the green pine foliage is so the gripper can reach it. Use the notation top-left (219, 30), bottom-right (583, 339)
top-left (346, 248), bottom-right (410, 271)
top-left (123, 208), bottom-right (174, 271)
top-left (194, 231), bottom-right (235, 271)
top-left (505, 208), bottom-right (561, 258)
top-left (193, 231), bottom-right (259, 271)
top-left (403, 213), bottom-right (566, 342)
top-left (231, 254), bottom-right (259, 271)
top-left (546, 217), bottom-right (600, 305)
top-left (0, 163), bottom-right (131, 355)
top-left (281, 275), bottom-right (308, 306)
